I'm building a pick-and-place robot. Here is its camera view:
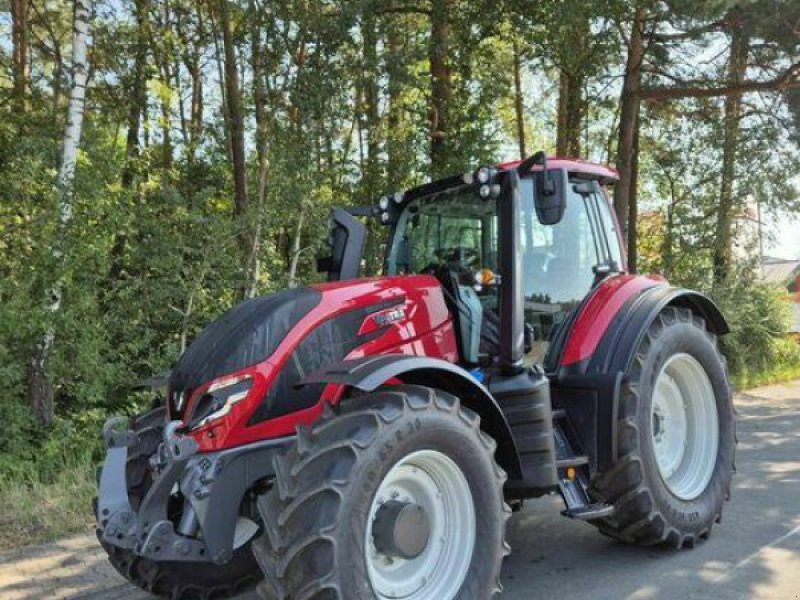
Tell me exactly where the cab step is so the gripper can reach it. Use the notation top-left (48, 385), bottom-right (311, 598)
top-left (562, 503), bottom-right (615, 521)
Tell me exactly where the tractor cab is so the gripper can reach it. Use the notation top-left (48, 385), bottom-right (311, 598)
top-left (384, 158), bottom-right (623, 369)
top-left (325, 154), bottom-right (624, 372)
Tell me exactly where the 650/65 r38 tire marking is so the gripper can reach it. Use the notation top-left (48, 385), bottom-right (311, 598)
top-left (252, 385), bottom-right (511, 600)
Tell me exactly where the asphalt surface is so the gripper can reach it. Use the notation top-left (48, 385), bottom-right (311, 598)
top-left (1, 381), bottom-right (798, 600)
top-left (498, 381), bottom-right (800, 600)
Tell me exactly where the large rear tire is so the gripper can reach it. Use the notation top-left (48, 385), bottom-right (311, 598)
top-left (95, 406), bottom-right (261, 600)
top-left (252, 385), bottom-right (510, 600)
top-left (591, 307), bottom-right (736, 548)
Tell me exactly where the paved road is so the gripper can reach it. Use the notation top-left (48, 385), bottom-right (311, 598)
top-left (2, 381), bottom-right (799, 600)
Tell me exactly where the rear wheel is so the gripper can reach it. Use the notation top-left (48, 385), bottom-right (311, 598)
top-left (95, 406), bottom-right (261, 600)
top-left (591, 307), bottom-right (736, 547)
top-left (252, 385), bottom-right (510, 600)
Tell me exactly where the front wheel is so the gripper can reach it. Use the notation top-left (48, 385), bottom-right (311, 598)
top-left (591, 307), bottom-right (736, 548)
top-left (252, 385), bottom-right (510, 600)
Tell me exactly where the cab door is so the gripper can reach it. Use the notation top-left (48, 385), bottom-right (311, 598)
top-left (519, 177), bottom-right (622, 365)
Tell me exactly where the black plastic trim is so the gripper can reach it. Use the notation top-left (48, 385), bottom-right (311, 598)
top-left (551, 372), bottom-right (624, 473)
top-left (498, 170), bottom-right (525, 374)
top-left (319, 207), bottom-right (367, 281)
top-left (246, 302), bottom-right (398, 426)
top-left (298, 354), bottom-right (523, 480)
top-left (588, 286), bottom-right (730, 375)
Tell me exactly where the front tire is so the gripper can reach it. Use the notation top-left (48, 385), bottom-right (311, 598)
top-left (591, 307), bottom-right (736, 548)
top-left (252, 385), bottom-right (510, 600)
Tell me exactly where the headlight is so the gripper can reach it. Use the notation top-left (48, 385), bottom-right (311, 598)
top-left (189, 375), bottom-right (253, 430)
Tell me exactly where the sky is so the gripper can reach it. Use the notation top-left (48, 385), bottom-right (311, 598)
top-left (766, 210), bottom-right (800, 260)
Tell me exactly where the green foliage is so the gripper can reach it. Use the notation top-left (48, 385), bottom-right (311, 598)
top-left (711, 277), bottom-right (797, 380)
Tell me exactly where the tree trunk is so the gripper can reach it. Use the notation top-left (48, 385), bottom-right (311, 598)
top-left (287, 204), bottom-right (308, 288)
top-left (110, 0), bottom-right (149, 283)
top-left (627, 118), bottom-right (640, 272)
top-left (429, 0), bottom-right (452, 177)
top-left (247, 4), bottom-right (269, 297)
top-left (385, 10), bottom-right (405, 189)
top-left (362, 14), bottom-right (381, 197)
top-left (11, 0), bottom-right (30, 113)
top-left (212, 0), bottom-right (248, 263)
top-left (556, 69), bottom-right (584, 158)
top-left (556, 70), bottom-right (569, 156)
top-left (614, 5), bottom-right (646, 248)
top-left (121, 0), bottom-right (148, 190)
top-left (513, 38), bottom-right (526, 159)
top-left (178, 3), bottom-right (205, 208)
top-left (361, 13), bottom-right (383, 275)
top-left (29, 0), bottom-right (93, 428)
top-left (713, 21), bottom-right (749, 287)
top-left (662, 180), bottom-right (676, 279)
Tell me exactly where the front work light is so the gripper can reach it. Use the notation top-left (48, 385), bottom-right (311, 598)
top-left (189, 375), bottom-right (253, 430)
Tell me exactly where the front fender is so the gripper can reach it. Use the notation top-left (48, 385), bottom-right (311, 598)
top-left (298, 355), bottom-right (523, 480)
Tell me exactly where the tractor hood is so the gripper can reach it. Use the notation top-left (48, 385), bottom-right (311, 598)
top-left (168, 275), bottom-right (456, 446)
top-left (167, 287), bottom-right (322, 418)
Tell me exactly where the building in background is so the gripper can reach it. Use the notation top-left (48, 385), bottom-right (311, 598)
top-left (761, 257), bottom-right (800, 335)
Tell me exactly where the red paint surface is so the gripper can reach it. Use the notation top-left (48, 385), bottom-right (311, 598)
top-left (497, 157), bottom-right (619, 183)
top-left (561, 274), bottom-right (665, 366)
top-left (190, 275), bottom-right (458, 451)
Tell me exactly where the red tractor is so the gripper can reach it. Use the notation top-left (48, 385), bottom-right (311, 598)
top-left (96, 153), bottom-right (736, 600)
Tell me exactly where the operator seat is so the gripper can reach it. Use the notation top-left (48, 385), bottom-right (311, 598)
top-left (432, 265), bottom-right (484, 366)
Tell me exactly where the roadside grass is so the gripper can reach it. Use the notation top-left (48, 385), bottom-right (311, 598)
top-left (0, 458), bottom-right (96, 553)
top-left (731, 337), bottom-right (800, 391)
top-left (732, 364), bottom-right (800, 391)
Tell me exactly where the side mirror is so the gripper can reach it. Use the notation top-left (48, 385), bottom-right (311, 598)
top-left (533, 167), bottom-right (568, 225)
top-left (316, 208), bottom-right (366, 281)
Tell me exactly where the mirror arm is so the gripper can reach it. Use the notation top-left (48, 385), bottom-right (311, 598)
top-left (517, 150), bottom-right (555, 195)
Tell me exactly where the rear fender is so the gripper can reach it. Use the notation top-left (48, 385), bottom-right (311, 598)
top-left (551, 283), bottom-right (728, 477)
top-left (586, 287), bottom-right (729, 375)
top-left (299, 355), bottom-right (522, 479)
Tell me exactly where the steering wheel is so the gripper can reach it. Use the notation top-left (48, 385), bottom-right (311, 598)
top-left (438, 247), bottom-right (479, 267)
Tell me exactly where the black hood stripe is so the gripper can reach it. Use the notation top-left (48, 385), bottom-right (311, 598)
top-left (168, 287), bottom-right (322, 417)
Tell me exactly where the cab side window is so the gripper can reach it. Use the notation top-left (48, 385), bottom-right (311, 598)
top-left (519, 178), bottom-right (601, 362)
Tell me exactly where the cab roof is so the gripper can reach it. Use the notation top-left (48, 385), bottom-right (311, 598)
top-left (400, 156), bottom-right (618, 203)
top-left (497, 157), bottom-right (619, 185)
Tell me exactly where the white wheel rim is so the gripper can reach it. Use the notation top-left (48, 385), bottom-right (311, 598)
top-left (365, 450), bottom-right (475, 600)
top-left (651, 353), bottom-right (719, 500)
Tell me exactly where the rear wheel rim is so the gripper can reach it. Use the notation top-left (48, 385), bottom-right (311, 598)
top-left (365, 450), bottom-right (475, 600)
top-left (651, 353), bottom-right (719, 500)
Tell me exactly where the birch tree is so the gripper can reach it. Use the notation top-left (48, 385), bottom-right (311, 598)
top-left (28, 0), bottom-right (93, 427)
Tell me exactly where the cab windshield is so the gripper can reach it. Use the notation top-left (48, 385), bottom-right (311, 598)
top-left (386, 186), bottom-right (499, 304)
